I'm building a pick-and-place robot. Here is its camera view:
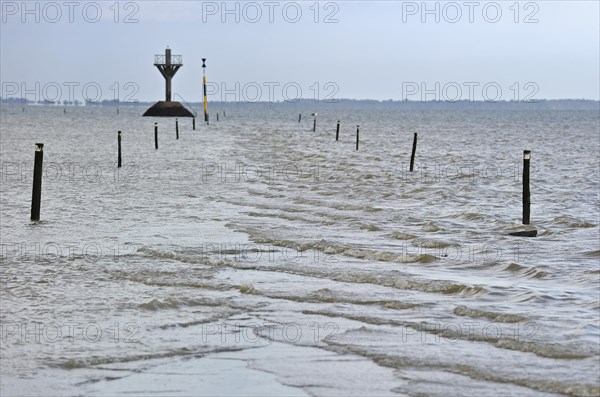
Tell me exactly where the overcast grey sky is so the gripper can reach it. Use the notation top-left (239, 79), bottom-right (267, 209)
top-left (1, 1), bottom-right (599, 103)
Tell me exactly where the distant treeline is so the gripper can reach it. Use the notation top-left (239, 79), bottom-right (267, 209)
top-left (2, 97), bottom-right (598, 110)
top-left (199, 99), bottom-right (600, 111)
top-left (0, 98), bottom-right (140, 107)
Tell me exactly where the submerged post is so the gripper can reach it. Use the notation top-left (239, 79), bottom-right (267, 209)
top-left (523, 150), bottom-right (531, 225)
top-left (154, 123), bottom-right (158, 149)
top-left (216, 112), bottom-right (219, 122)
top-left (336, 121), bottom-right (340, 141)
top-left (410, 133), bottom-right (418, 172)
top-left (118, 131), bottom-right (122, 168)
top-left (176, 118), bottom-right (179, 139)
top-left (312, 113), bottom-right (317, 132)
top-left (356, 125), bottom-right (360, 150)
top-left (298, 114), bottom-right (302, 123)
top-left (30, 143), bottom-right (44, 221)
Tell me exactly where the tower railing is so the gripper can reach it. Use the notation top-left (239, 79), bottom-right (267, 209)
top-left (154, 54), bottom-right (182, 65)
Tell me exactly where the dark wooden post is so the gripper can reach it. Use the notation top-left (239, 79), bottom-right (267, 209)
top-left (410, 133), bottom-right (418, 172)
top-left (154, 123), bottom-right (158, 149)
top-left (523, 150), bottom-right (531, 225)
top-left (30, 143), bottom-right (44, 221)
top-left (176, 118), bottom-right (179, 139)
top-left (118, 131), bottom-right (122, 168)
top-left (336, 121), bottom-right (340, 141)
top-left (356, 125), bottom-right (360, 150)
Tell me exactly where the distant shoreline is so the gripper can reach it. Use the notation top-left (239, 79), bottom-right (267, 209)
top-left (2, 98), bottom-right (599, 111)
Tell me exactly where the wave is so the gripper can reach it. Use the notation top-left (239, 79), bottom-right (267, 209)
top-left (250, 237), bottom-right (440, 265)
top-left (266, 288), bottom-right (420, 309)
top-left (359, 224), bottom-right (382, 232)
top-left (61, 346), bottom-right (247, 369)
top-left (502, 263), bottom-right (550, 279)
top-left (307, 309), bottom-right (595, 361)
top-left (453, 305), bottom-right (527, 323)
top-left (388, 231), bottom-right (417, 240)
top-left (138, 297), bottom-right (222, 311)
top-left (551, 216), bottom-right (597, 228)
top-left (238, 283), bottom-right (262, 295)
top-left (244, 210), bottom-right (336, 226)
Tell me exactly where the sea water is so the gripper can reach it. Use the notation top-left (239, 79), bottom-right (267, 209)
top-left (1, 105), bottom-right (598, 396)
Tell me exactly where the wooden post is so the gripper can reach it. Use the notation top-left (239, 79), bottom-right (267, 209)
top-left (217, 112), bottom-right (219, 122)
top-left (410, 133), bottom-right (418, 172)
top-left (223, 110), bottom-right (226, 118)
top-left (118, 131), bottom-right (122, 168)
top-left (523, 150), bottom-right (531, 225)
top-left (30, 143), bottom-right (44, 221)
top-left (356, 125), bottom-right (360, 150)
top-left (312, 113), bottom-right (317, 132)
top-left (193, 117), bottom-right (196, 130)
top-left (298, 114), bottom-right (301, 122)
top-left (154, 123), bottom-right (158, 149)
top-left (176, 118), bottom-right (179, 140)
top-left (336, 121), bottom-right (340, 141)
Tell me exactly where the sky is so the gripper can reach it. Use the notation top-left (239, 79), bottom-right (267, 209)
top-left (1, 0), bottom-right (599, 103)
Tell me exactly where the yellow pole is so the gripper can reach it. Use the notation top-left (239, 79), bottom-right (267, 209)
top-left (202, 58), bottom-right (208, 125)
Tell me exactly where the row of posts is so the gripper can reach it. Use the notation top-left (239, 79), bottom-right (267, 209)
top-left (30, 112), bottom-right (217, 221)
top-left (151, 111), bottom-right (227, 149)
top-left (303, 114), bottom-right (416, 165)
top-left (304, 114), bottom-right (363, 151)
top-left (295, 112), bottom-right (534, 229)
top-left (28, 118), bottom-right (533, 233)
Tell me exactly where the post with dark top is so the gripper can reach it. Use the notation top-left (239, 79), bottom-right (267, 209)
top-left (336, 121), bottom-right (340, 141)
top-left (312, 113), bottom-right (317, 132)
top-left (176, 118), bottom-right (179, 139)
top-left (154, 123), bottom-right (158, 149)
top-left (118, 131), bottom-right (122, 168)
top-left (30, 143), bottom-right (44, 221)
top-left (410, 133), bottom-right (418, 172)
top-left (202, 58), bottom-right (209, 125)
top-left (523, 150), bottom-right (531, 225)
top-left (356, 125), bottom-right (360, 150)
top-left (298, 114), bottom-right (301, 123)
